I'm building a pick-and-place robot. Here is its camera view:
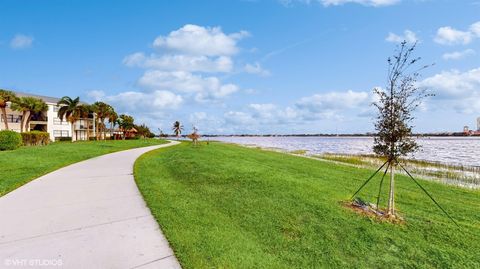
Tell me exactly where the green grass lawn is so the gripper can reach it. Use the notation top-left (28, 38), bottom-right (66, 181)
top-left (134, 142), bottom-right (480, 269)
top-left (0, 139), bottom-right (167, 197)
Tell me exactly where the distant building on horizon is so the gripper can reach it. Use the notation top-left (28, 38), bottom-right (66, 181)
top-left (477, 117), bottom-right (480, 131)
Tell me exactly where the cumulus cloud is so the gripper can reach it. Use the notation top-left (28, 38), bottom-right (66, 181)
top-left (295, 90), bottom-right (370, 112)
top-left (244, 62), bottom-right (271, 76)
top-left (87, 89), bottom-right (183, 112)
top-left (321, 0), bottom-right (399, 6)
top-left (224, 90), bottom-right (371, 130)
top-left (121, 24), bottom-right (252, 105)
top-left (279, 0), bottom-right (400, 7)
top-left (153, 24), bottom-right (249, 56)
top-left (442, 49), bottom-right (475, 60)
top-left (138, 70), bottom-right (239, 102)
top-left (385, 30), bottom-right (418, 43)
top-left (10, 34), bottom-right (34, 49)
top-left (434, 21), bottom-right (480, 45)
top-left (420, 67), bottom-right (480, 113)
top-left (123, 53), bottom-right (233, 73)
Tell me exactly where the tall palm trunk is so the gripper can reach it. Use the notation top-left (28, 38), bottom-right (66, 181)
top-left (86, 119), bottom-right (90, 141)
top-left (1, 107), bottom-right (9, 130)
top-left (20, 111), bottom-right (27, 133)
top-left (387, 164), bottom-right (395, 216)
top-left (24, 112), bottom-right (32, 132)
top-left (70, 120), bottom-right (76, 142)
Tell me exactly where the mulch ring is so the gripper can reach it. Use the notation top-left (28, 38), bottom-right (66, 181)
top-left (343, 198), bottom-right (405, 225)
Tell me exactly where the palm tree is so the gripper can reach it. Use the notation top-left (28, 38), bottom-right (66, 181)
top-left (172, 121), bottom-right (183, 140)
top-left (108, 110), bottom-right (118, 140)
top-left (11, 97), bottom-right (37, 132)
top-left (57, 96), bottom-right (86, 142)
top-left (0, 90), bottom-right (17, 130)
top-left (23, 98), bottom-right (48, 132)
top-left (79, 104), bottom-right (94, 140)
top-left (117, 114), bottom-right (134, 140)
top-left (92, 101), bottom-right (113, 140)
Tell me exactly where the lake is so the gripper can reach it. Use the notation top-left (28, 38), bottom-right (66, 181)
top-left (211, 136), bottom-right (480, 167)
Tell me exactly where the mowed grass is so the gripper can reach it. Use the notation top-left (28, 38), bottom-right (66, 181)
top-left (135, 142), bottom-right (480, 269)
top-left (0, 139), bottom-right (167, 197)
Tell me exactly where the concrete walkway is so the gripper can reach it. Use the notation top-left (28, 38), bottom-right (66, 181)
top-left (0, 141), bottom-right (181, 269)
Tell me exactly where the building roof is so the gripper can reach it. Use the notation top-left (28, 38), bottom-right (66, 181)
top-left (14, 91), bottom-right (88, 105)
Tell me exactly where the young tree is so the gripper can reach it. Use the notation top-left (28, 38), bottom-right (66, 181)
top-left (372, 41), bottom-right (432, 216)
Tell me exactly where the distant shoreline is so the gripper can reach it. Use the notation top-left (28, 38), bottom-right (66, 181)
top-left (202, 133), bottom-right (479, 137)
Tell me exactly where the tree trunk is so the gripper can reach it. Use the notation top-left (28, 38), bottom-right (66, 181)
top-left (20, 111), bottom-right (27, 133)
top-left (86, 119), bottom-right (90, 141)
top-left (24, 112), bottom-right (32, 132)
top-left (1, 107), bottom-right (9, 130)
top-left (387, 163), bottom-right (395, 216)
top-left (71, 121), bottom-right (76, 142)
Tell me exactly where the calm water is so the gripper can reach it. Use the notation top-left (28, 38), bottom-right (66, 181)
top-left (212, 136), bottom-right (480, 167)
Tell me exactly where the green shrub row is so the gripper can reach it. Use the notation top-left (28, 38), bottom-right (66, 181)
top-left (0, 130), bottom-right (22, 151)
top-left (55, 137), bottom-right (72, 142)
top-left (21, 131), bottom-right (50, 146)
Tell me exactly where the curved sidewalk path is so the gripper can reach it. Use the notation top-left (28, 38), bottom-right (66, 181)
top-left (0, 141), bottom-right (181, 269)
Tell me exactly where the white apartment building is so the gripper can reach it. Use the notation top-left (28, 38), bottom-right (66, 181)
top-left (0, 92), bottom-right (95, 141)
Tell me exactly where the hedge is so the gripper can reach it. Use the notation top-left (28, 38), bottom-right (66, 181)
top-left (0, 130), bottom-right (22, 151)
top-left (21, 131), bottom-right (50, 146)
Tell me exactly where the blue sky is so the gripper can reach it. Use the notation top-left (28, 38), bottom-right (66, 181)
top-left (1, 0), bottom-right (479, 134)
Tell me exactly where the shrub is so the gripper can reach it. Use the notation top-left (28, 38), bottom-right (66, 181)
top-left (0, 130), bottom-right (22, 151)
top-left (55, 137), bottom-right (72, 142)
top-left (21, 131), bottom-right (50, 146)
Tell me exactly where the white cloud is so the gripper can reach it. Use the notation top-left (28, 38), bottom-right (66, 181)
top-left (87, 89), bottom-right (183, 112)
top-left (223, 90), bottom-right (371, 130)
top-left (434, 27), bottom-right (472, 45)
top-left (10, 34), bottom-right (34, 49)
top-left (434, 21), bottom-right (480, 46)
top-left (280, 0), bottom-right (399, 7)
top-left (420, 68), bottom-right (480, 113)
top-left (244, 62), bottom-right (271, 76)
top-left (321, 0), bottom-right (399, 6)
top-left (385, 30), bottom-right (418, 43)
top-left (123, 53), bottom-right (233, 73)
top-left (153, 24), bottom-right (249, 56)
top-left (138, 70), bottom-right (239, 102)
top-left (442, 49), bottom-right (475, 60)
top-left (295, 90), bottom-right (370, 112)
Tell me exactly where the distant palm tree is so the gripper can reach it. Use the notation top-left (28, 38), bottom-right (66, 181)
top-left (79, 104), bottom-right (94, 140)
top-left (92, 101), bottom-right (113, 140)
top-left (23, 98), bottom-right (48, 132)
top-left (172, 121), bottom-right (183, 140)
top-left (108, 110), bottom-right (118, 140)
top-left (0, 89), bottom-right (17, 130)
top-left (57, 96), bottom-right (86, 141)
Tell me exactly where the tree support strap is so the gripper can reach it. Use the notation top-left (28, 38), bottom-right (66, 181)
top-left (376, 162), bottom-right (391, 210)
top-left (398, 163), bottom-right (459, 228)
top-left (351, 160), bottom-right (389, 200)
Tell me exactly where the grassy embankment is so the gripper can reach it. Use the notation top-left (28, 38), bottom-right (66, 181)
top-left (135, 142), bottom-right (480, 269)
top-left (0, 139), bottom-right (167, 197)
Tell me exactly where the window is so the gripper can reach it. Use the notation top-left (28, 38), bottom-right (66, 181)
top-left (54, 118), bottom-right (62, 125)
top-left (0, 114), bottom-right (22, 123)
top-left (53, 106), bottom-right (60, 112)
top-left (53, 130), bottom-right (69, 137)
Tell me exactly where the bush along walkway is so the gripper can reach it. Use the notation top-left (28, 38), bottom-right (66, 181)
top-left (0, 141), bottom-right (181, 269)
